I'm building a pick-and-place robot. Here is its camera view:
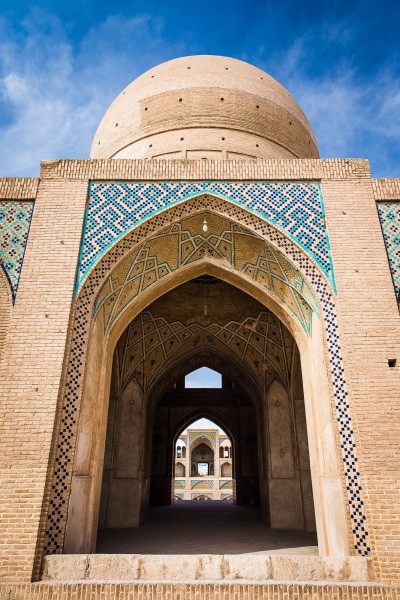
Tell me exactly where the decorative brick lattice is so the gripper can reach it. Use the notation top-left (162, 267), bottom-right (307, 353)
top-left (0, 201), bottom-right (34, 302)
top-left (118, 310), bottom-right (290, 393)
top-left (76, 182), bottom-right (335, 292)
top-left (377, 202), bottom-right (400, 306)
top-left (42, 191), bottom-right (369, 558)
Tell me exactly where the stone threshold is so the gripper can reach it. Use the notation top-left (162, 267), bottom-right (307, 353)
top-left (43, 554), bottom-right (372, 583)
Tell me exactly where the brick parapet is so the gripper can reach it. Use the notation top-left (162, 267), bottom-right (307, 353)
top-left (372, 178), bottom-right (400, 200)
top-left (0, 178), bottom-right (39, 199)
top-left (39, 158), bottom-right (371, 181)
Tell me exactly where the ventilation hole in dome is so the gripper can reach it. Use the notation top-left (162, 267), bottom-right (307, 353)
top-left (225, 67), bottom-right (228, 70)
top-left (145, 107), bottom-right (148, 111)
top-left (149, 144), bottom-right (152, 147)
top-left (179, 98), bottom-right (182, 102)
top-left (151, 75), bottom-right (154, 78)
top-left (187, 66), bottom-right (191, 69)
top-left (289, 121), bottom-right (292, 125)
top-left (180, 138), bottom-right (184, 141)
top-left (220, 97), bottom-right (224, 101)
top-left (260, 77), bottom-right (263, 80)
top-left (98, 141), bottom-right (100, 145)
top-left (115, 123), bottom-right (118, 127)
top-left (222, 137), bottom-right (225, 140)
top-left (256, 144), bottom-right (259, 147)
top-left (256, 105), bottom-right (259, 109)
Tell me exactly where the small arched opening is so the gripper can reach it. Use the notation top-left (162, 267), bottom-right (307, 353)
top-left (171, 414), bottom-right (235, 502)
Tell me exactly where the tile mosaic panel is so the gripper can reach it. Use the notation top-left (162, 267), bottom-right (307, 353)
top-left (76, 182), bottom-right (335, 292)
top-left (0, 201), bottom-right (34, 302)
top-left (42, 191), bottom-right (369, 560)
top-left (377, 202), bottom-right (400, 306)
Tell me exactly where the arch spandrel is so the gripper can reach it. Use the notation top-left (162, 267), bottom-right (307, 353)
top-left (75, 182), bottom-right (335, 293)
top-left (0, 200), bottom-right (34, 303)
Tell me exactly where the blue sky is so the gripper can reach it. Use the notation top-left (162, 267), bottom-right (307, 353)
top-left (0, 0), bottom-right (399, 177)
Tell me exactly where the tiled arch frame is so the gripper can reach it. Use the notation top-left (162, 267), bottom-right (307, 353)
top-left (40, 192), bottom-right (370, 569)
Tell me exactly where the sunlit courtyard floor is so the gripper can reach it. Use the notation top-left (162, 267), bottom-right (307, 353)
top-left (96, 500), bottom-right (318, 555)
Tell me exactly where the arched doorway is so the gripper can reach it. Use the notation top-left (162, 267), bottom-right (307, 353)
top-left (87, 275), bottom-right (319, 551)
top-left (42, 201), bottom-right (353, 564)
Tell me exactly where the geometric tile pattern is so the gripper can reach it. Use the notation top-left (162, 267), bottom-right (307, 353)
top-left (94, 214), bottom-right (318, 335)
top-left (76, 181), bottom-right (335, 292)
top-left (377, 202), bottom-right (400, 307)
top-left (0, 201), bottom-right (34, 303)
top-left (42, 189), bottom-right (369, 558)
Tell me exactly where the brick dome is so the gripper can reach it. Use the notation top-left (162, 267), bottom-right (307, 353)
top-left (90, 55), bottom-right (318, 160)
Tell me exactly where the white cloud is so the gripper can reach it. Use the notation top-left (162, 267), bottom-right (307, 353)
top-left (0, 10), bottom-right (184, 176)
top-left (0, 10), bottom-right (398, 177)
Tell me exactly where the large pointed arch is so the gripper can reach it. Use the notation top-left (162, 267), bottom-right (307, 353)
top-left (37, 190), bottom-right (369, 576)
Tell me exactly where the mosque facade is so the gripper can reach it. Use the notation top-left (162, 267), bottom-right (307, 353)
top-left (0, 55), bottom-right (400, 598)
top-left (173, 428), bottom-right (233, 501)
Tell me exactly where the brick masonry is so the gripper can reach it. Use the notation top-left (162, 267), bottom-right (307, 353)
top-left (1, 582), bottom-right (400, 599)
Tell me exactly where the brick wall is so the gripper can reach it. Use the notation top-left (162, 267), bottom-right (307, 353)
top-left (0, 178), bottom-right (87, 582)
top-left (321, 177), bottom-right (400, 580)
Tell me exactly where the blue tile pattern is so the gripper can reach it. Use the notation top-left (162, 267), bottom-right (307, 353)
top-left (377, 202), bottom-right (400, 306)
top-left (0, 201), bottom-right (34, 302)
top-left (43, 189), bottom-right (369, 558)
top-left (76, 182), bottom-right (335, 292)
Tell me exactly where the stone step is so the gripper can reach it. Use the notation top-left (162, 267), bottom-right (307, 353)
top-left (43, 554), bottom-right (372, 583)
